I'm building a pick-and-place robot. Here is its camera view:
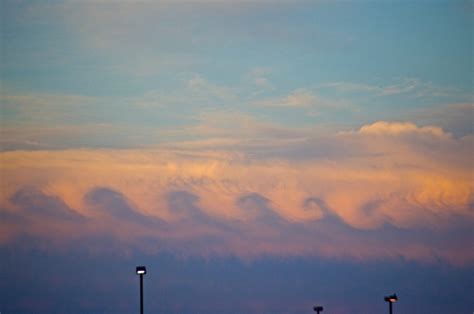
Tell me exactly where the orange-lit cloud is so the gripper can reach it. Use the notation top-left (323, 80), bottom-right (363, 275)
top-left (1, 121), bottom-right (472, 264)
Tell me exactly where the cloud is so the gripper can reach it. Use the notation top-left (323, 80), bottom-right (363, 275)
top-left (0, 121), bottom-right (472, 264)
top-left (251, 89), bottom-right (350, 120)
top-left (85, 187), bottom-right (166, 228)
top-left (254, 89), bottom-right (316, 107)
top-left (186, 74), bottom-right (237, 102)
top-left (302, 197), bottom-right (333, 220)
top-left (167, 190), bottom-right (219, 227)
top-left (10, 187), bottom-right (85, 223)
top-left (322, 78), bottom-right (466, 99)
top-left (236, 193), bottom-right (284, 225)
top-left (357, 121), bottom-right (450, 138)
top-left (1, 187), bottom-right (86, 246)
top-left (244, 67), bottom-right (274, 92)
top-left (45, 1), bottom-right (291, 78)
top-left (1, 92), bottom-right (99, 127)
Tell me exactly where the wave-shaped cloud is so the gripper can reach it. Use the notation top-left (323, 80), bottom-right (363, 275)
top-left (1, 121), bottom-right (472, 264)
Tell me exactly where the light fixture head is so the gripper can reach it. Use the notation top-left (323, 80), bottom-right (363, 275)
top-left (314, 305), bottom-right (323, 312)
top-left (136, 266), bottom-right (147, 275)
top-left (384, 294), bottom-right (398, 303)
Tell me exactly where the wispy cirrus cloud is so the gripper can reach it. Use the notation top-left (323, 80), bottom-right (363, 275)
top-left (253, 89), bottom-right (316, 107)
top-left (321, 77), bottom-right (468, 99)
top-left (186, 74), bottom-right (238, 102)
top-left (251, 88), bottom-right (350, 118)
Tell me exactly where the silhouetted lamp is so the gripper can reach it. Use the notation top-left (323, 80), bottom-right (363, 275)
top-left (136, 266), bottom-right (147, 314)
top-left (313, 305), bottom-right (324, 313)
top-left (384, 293), bottom-right (398, 314)
top-left (136, 266), bottom-right (147, 275)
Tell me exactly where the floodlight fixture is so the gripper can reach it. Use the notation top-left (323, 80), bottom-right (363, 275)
top-left (136, 266), bottom-right (147, 275)
top-left (313, 305), bottom-right (324, 313)
top-left (384, 293), bottom-right (398, 314)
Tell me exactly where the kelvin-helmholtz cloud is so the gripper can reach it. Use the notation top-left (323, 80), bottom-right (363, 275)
top-left (1, 121), bottom-right (472, 265)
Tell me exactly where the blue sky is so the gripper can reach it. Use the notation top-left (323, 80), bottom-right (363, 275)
top-left (1, 1), bottom-right (473, 313)
top-left (2, 1), bottom-right (472, 141)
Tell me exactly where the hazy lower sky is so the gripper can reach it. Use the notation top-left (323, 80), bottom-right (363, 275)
top-left (1, 1), bottom-right (473, 313)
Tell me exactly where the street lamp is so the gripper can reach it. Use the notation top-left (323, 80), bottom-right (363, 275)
top-left (384, 293), bottom-right (398, 314)
top-left (313, 305), bottom-right (324, 314)
top-left (136, 266), bottom-right (147, 314)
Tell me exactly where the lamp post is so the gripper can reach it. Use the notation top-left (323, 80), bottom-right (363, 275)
top-left (136, 266), bottom-right (147, 314)
top-left (384, 293), bottom-right (398, 314)
top-left (313, 305), bottom-right (323, 314)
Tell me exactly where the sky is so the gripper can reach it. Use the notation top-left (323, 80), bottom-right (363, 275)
top-left (0, 1), bottom-right (473, 313)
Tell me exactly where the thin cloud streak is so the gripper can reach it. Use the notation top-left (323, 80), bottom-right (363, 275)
top-left (322, 78), bottom-right (466, 98)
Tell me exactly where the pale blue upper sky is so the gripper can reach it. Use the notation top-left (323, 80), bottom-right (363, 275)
top-left (1, 0), bottom-right (473, 149)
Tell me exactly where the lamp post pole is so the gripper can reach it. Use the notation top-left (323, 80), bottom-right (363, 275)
top-left (140, 273), bottom-right (144, 314)
top-left (136, 266), bottom-right (147, 314)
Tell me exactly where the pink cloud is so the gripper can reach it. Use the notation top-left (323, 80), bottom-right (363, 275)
top-left (1, 121), bottom-right (472, 264)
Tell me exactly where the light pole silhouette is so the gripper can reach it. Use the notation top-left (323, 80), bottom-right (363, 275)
top-left (313, 305), bottom-right (323, 314)
top-left (136, 266), bottom-right (147, 314)
top-left (384, 293), bottom-right (398, 314)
